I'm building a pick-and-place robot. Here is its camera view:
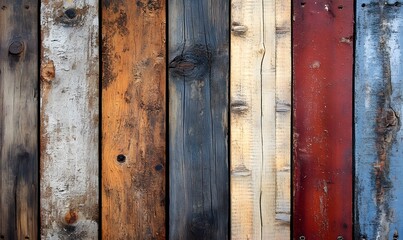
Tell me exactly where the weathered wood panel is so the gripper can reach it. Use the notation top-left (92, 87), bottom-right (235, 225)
top-left (102, 0), bottom-right (166, 239)
top-left (40, 1), bottom-right (99, 239)
top-left (230, 0), bottom-right (291, 238)
top-left (168, 0), bottom-right (229, 239)
top-left (0, 1), bottom-right (38, 239)
top-left (293, 0), bottom-right (354, 239)
top-left (355, 1), bottom-right (403, 239)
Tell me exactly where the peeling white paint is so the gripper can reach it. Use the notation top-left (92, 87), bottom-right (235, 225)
top-left (40, 1), bottom-right (99, 239)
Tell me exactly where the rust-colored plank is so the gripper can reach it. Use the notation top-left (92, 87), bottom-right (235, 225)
top-left (293, 0), bottom-right (354, 239)
top-left (0, 1), bottom-right (38, 239)
top-left (102, 0), bottom-right (166, 239)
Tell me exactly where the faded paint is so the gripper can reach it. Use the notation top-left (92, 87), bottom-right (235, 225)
top-left (355, 1), bottom-right (403, 239)
top-left (293, 0), bottom-right (354, 239)
top-left (40, 0), bottom-right (99, 239)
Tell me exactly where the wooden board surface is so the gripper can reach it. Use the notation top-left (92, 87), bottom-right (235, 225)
top-left (230, 0), bottom-right (291, 239)
top-left (0, 1), bottom-right (38, 239)
top-left (101, 0), bottom-right (166, 239)
top-left (168, 0), bottom-right (229, 239)
top-left (40, 1), bottom-right (99, 239)
top-left (355, 1), bottom-right (403, 239)
top-left (293, 0), bottom-right (354, 239)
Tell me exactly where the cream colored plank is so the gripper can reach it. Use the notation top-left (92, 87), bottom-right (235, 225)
top-left (231, 0), bottom-right (291, 239)
top-left (231, 0), bottom-right (264, 238)
top-left (274, 0), bottom-right (292, 237)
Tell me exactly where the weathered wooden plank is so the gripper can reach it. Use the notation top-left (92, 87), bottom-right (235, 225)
top-left (0, 1), bottom-right (38, 239)
top-left (230, 0), bottom-right (291, 238)
top-left (293, 0), bottom-right (354, 239)
top-left (272, 0), bottom-right (292, 237)
top-left (102, 0), bottom-right (166, 239)
top-left (168, 0), bottom-right (229, 239)
top-left (355, 1), bottom-right (403, 239)
top-left (40, 1), bottom-right (99, 239)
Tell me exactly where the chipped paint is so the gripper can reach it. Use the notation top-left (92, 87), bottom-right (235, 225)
top-left (40, 1), bottom-right (99, 239)
top-left (355, 1), bottom-right (403, 239)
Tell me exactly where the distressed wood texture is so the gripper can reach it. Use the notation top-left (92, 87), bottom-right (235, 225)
top-left (40, 1), bottom-right (99, 239)
top-left (355, 1), bottom-right (403, 239)
top-left (293, 0), bottom-right (354, 239)
top-left (0, 1), bottom-right (38, 239)
top-left (230, 0), bottom-right (291, 239)
top-left (168, 0), bottom-right (229, 239)
top-left (102, 0), bottom-right (166, 239)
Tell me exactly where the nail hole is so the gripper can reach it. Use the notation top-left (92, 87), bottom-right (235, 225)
top-left (337, 236), bottom-right (344, 240)
top-left (361, 3), bottom-right (366, 7)
top-left (395, 2), bottom-right (401, 6)
top-left (301, 2), bottom-right (306, 7)
top-left (338, 5), bottom-right (344, 9)
top-left (24, 5), bottom-right (29, 9)
top-left (155, 164), bottom-right (164, 171)
top-left (1, 6), bottom-right (6, 10)
top-left (1, 235), bottom-right (4, 239)
top-left (64, 8), bottom-right (77, 19)
top-left (117, 154), bottom-right (126, 163)
top-left (299, 236), bottom-right (306, 240)
top-left (25, 237), bottom-right (30, 240)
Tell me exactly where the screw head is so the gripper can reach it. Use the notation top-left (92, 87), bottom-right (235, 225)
top-left (9, 41), bottom-right (24, 55)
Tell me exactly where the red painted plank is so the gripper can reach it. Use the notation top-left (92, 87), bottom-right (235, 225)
top-left (293, 1), bottom-right (354, 239)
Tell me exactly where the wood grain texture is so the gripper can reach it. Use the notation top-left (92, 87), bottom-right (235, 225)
top-left (293, 0), bottom-right (354, 239)
top-left (102, 0), bottom-right (166, 239)
top-left (40, 1), bottom-right (99, 239)
top-left (230, 0), bottom-right (291, 239)
top-left (355, 1), bottom-right (403, 239)
top-left (168, 0), bottom-right (229, 239)
top-left (0, 1), bottom-right (38, 239)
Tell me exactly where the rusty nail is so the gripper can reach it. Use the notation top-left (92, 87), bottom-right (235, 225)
top-left (117, 154), bottom-right (126, 163)
top-left (9, 41), bottom-right (24, 55)
top-left (64, 210), bottom-right (78, 225)
top-left (299, 236), bottom-right (306, 240)
top-left (337, 236), bottom-right (344, 240)
top-left (64, 8), bottom-right (77, 19)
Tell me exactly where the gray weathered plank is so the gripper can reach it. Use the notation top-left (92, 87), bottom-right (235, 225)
top-left (168, 0), bottom-right (229, 239)
top-left (40, 1), bottom-right (99, 239)
top-left (355, 1), bottom-right (403, 239)
top-left (0, 1), bottom-right (38, 239)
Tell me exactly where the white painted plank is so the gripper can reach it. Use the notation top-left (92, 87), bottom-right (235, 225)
top-left (40, 1), bottom-right (99, 239)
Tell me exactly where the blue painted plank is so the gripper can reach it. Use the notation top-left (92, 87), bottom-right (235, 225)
top-left (355, 1), bottom-right (403, 239)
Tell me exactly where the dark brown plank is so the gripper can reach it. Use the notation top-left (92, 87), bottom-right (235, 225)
top-left (169, 1), bottom-right (229, 239)
top-left (0, 1), bottom-right (38, 239)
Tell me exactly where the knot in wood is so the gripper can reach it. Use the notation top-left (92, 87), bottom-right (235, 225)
top-left (169, 46), bottom-right (210, 79)
top-left (9, 41), bottom-right (24, 55)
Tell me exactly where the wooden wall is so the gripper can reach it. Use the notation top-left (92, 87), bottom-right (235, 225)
top-left (0, 0), bottom-right (403, 239)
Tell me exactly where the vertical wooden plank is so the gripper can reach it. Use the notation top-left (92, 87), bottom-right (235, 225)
top-left (230, 0), bottom-right (291, 239)
top-left (355, 1), bottom-right (403, 239)
top-left (273, 0), bottom-right (292, 237)
top-left (168, 0), bottom-right (229, 239)
top-left (102, 0), bottom-right (166, 239)
top-left (293, 0), bottom-right (354, 239)
top-left (0, 1), bottom-right (38, 239)
top-left (40, 1), bottom-right (99, 239)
